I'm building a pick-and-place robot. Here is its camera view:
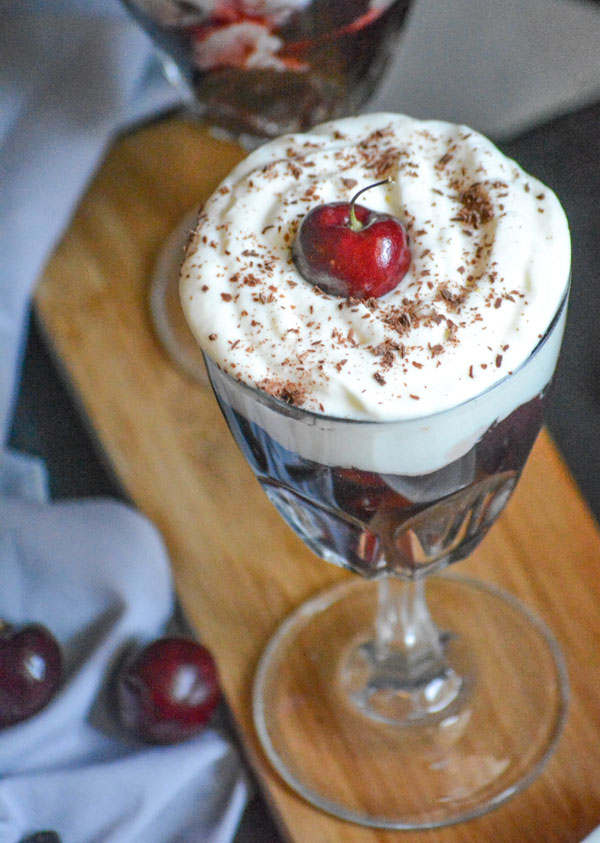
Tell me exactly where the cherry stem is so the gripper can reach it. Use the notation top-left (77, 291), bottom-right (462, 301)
top-left (348, 177), bottom-right (392, 231)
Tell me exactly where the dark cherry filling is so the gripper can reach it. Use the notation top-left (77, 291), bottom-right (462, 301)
top-left (216, 394), bottom-right (546, 578)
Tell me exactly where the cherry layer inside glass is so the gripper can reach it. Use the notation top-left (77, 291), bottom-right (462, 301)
top-left (214, 392), bottom-right (545, 579)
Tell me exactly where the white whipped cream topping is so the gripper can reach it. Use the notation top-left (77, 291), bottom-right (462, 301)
top-left (181, 113), bottom-right (570, 425)
top-left (205, 303), bottom-right (566, 476)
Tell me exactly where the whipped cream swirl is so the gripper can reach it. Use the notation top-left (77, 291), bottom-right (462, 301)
top-left (180, 113), bottom-right (570, 423)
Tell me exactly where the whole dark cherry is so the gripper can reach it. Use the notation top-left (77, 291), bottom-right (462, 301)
top-left (0, 621), bottom-right (63, 729)
top-left (292, 178), bottom-right (411, 299)
top-left (117, 637), bottom-right (221, 744)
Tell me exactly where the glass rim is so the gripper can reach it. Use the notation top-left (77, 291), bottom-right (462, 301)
top-left (204, 283), bottom-right (570, 427)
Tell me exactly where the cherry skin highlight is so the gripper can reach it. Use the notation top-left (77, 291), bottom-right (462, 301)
top-left (0, 622), bottom-right (63, 729)
top-left (117, 637), bottom-right (221, 744)
top-left (292, 180), bottom-right (411, 299)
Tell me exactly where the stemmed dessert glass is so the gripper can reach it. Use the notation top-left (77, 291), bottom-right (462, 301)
top-left (203, 290), bottom-right (569, 829)
top-left (120, 0), bottom-right (413, 382)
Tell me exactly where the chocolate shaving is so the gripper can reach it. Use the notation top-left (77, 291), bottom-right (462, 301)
top-left (258, 378), bottom-right (307, 407)
top-left (451, 183), bottom-right (494, 230)
top-left (435, 152), bottom-right (453, 170)
top-left (372, 339), bottom-right (402, 369)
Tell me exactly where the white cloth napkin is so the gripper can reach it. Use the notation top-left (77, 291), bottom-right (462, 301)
top-left (0, 0), bottom-right (182, 440)
top-left (0, 495), bottom-right (248, 843)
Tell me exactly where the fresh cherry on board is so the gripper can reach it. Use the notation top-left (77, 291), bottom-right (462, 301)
top-left (0, 621), bottom-right (63, 729)
top-left (117, 637), bottom-right (221, 744)
top-left (292, 178), bottom-right (411, 299)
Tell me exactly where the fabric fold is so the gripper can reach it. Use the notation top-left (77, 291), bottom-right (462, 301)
top-left (0, 496), bottom-right (250, 842)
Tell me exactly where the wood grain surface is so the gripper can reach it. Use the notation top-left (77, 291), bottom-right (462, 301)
top-left (35, 116), bottom-right (600, 843)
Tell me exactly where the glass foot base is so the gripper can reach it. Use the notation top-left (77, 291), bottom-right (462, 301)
top-left (253, 574), bottom-right (568, 829)
top-left (149, 209), bottom-right (208, 384)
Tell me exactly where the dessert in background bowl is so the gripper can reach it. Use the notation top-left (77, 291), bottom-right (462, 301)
top-left (122, 0), bottom-right (412, 139)
top-left (179, 113), bottom-right (571, 827)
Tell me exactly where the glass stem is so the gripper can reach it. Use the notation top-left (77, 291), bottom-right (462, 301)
top-left (375, 577), bottom-right (445, 678)
top-left (342, 577), bottom-right (463, 724)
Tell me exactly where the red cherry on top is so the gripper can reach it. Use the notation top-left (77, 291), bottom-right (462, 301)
top-left (292, 178), bottom-right (411, 299)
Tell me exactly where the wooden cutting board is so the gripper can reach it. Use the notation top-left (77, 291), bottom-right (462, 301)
top-left (36, 115), bottom-right (600, 843)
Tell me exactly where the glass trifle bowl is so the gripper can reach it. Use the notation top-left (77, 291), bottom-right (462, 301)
top-left (179, 113), bottom-right (571, 828)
